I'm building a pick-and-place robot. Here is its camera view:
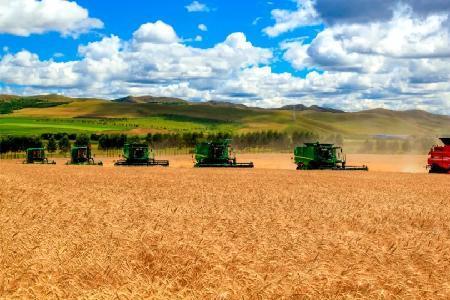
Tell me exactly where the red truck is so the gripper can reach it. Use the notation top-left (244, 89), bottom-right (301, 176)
top-left (428, 138), bottom-right (450, 173)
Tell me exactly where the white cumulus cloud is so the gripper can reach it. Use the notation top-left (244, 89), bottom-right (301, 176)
top-left (0, 22), bottom-right (274, 102)
top-left (279, 5), bottom-right (450, 112)
top-left (132, 21), bottom-right (179, 44)
top-left (283, 7), bottom-right (450, 71)
top-left (198, 24), bottom-right (208, 31)
top-left (263, 0), bottom-right (321, 37)
top-left (185, 1), bottom-right (210, 12)
top-left (1, 14), bottom-right (450, 114)
top-left (0, 0), bottom-right (103, 37)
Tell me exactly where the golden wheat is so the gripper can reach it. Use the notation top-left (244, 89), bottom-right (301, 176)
top-left (0, 155), bottom-right (448, 299)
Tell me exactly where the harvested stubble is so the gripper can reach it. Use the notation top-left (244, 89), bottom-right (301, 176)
top-left (0, 162), bottom-right (450, 299)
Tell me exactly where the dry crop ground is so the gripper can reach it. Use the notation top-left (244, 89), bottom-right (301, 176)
top-left (166, 153), bottom-right (428, 173)
top-left (1, 154), bottom-right (449, 299)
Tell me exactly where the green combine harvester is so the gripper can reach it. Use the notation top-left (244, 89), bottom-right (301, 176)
top-left (114, 143), bottom-right (169, 166)
top-left (194, 140), bottom-right (254, 168)
top-left (23, 148), bottom-right (55, 164)
top-left (66, 145), bottom-right (102, 165)
top-left (294, 142), bottom-right (368, 171)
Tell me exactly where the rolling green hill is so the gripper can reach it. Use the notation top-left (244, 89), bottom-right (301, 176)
top-left (113, 95), bottom-right (187, 104)
top-left (1, 95), bottom-right (450, 141)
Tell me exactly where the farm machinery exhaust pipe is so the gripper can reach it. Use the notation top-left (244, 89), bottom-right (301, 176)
top-left (294, 142), bottom-right (368, 171)
top-left (114, 143), bottom-right (169, 167)
top-left (194, 140), bottom-right (254, 168)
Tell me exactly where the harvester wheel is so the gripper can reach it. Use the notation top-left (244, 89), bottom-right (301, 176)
top-left (429, 165), bottom-right (446, 174)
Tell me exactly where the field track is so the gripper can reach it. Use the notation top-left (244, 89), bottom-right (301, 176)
top-left (1, 154), bottom-right (449, 298)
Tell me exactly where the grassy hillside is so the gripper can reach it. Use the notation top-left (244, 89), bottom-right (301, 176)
top-left (113, 95), bottom-right (187, 104)
top-left (1, 95), bottom-right (450, 140)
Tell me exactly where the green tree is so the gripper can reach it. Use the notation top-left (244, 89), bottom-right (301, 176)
top-left (389, 140), bottom-right (400, 153)
top-left (417, 137), bottom-right (435, 153)
top-left (75, 133), bottom-right (90, 147)
top-left (360, 139), bottom-right (374, 153)
top-left (145, 133), bottom-right (153, 145)
top-left (375, 139), bottom-right (387, 153)
top-left (98, 134), bottom-right (108, 150)
top-left (335, 134), bottom-right (344, 146)
top-left (47, 136), bottom-right (57, 153)
top-left (401, 139), bottom-right (412, 153)
top-left (58, 135), bottom-right (71, 154)
top-left (30, 136), bottom-right (44, 149)
top-left (127, 135), bottom-right (141, 144)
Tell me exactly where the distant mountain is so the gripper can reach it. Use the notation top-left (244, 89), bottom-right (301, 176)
top-left (360, 108), bottom-right (450, 122)
top-left (0, 94), bottom-right (72, 114)
top-left (205, 100), bottom-right (247, 109)
top-left (0, 95), bottom-right (20, 101)
top-left (2, 94), bottom-right (450, 140)
top-left (113, 95), bottom-right (187, 104)
top-left (0, 94), bottom-right (97, 103)
top-left (362, 108), bottom-right (436, 116)
top-left (278, 104), bottom-right (345, 113)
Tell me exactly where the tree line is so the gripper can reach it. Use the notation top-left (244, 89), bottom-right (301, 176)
top-left (359, 136), bottom-right (437, 154)
top-left (0, 134), bottom-right (88, 154)
top-left (0, 98), bottom-right (64, 114)
top-left (0, 130), bottom-right (323, 153)
top-left (3, 131), bottom-right (436, 155)
top-left (5, 131), bottom-right (435, 155)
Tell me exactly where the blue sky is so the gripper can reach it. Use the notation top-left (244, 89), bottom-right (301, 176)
top-left (0, 0), bottom-right (320, 73)
top-left (0, 0), bottom-right (449, 113)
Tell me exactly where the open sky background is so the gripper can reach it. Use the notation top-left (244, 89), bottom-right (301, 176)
top-left (0, 0), bottom-right (449, 113)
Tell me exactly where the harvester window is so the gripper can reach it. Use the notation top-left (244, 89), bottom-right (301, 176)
top-left (79, 149), bottom-right (87, 159)
top-left (319, 148), bottom-right (331, 159)
top-left (134, 148), bottom-right (144, 158)
top-left (212, 146), bottom-right (223, 159)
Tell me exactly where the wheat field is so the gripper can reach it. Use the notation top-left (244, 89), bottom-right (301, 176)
top-left (165, 153), bottom-right (428, 173)
top-left (1, 155), bottom-right (449, 299)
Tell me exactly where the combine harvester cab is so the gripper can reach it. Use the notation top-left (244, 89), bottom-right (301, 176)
top-left (194, 140), bottom-right (254, 168)
top-left (427, 138), bottom-right (450, 174)
top-left (23, 148), bottom-right (56, 164)
top-left (294, 142), bottom-right (368, 171)
top-left (114, 143), bottom-right (169, 166)
top-left (66, 145), bottom-right (102, 166)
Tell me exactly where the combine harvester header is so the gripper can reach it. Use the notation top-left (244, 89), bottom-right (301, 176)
top-left (294, 142), bottom-right (368, 171)
top-left (194, 139), bottom-right (254, 168)
top-left (114, 143), bottom-right (169, 166)
top-left (427, 138), bottom-right (450, 173)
